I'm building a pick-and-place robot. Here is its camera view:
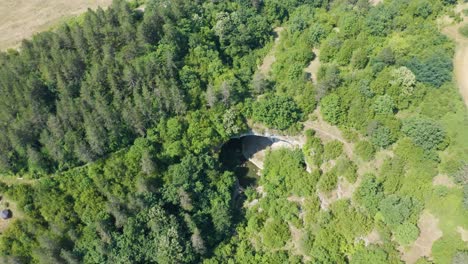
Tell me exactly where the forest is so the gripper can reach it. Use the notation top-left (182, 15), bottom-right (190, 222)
top-left (0, 0), bottom-right (467, 263)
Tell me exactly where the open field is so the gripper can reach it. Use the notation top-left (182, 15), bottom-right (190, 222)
top-left (0, 0), bottom-right (113, 50)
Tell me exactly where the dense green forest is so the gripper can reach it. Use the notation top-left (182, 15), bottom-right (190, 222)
top-left (0, 0), bottom-right (467, 263)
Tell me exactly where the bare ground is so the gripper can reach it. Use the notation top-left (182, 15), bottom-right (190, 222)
top-left (432, 174), bottom-right (457, 188)
top-left (440, 3), bottom-right (468, 108)
top-left (457, 226), bottom-right (468, 242)
top-left (400, 211), bottom-right (443, 264)
top-left (357, 229), bottom-right (383, 246)
top-left (0, 0), bottom-right (113, 50)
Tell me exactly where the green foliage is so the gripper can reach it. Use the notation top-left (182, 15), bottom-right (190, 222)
top-left (354, 174), bottom-right (384, 216)
top-left (406, 53), bottom-right (453, 87)
top-left (1, 0), bottom-right (467, 263)
top-left (318, 169), bottom-right (338, 193)
top-left (373, 95), bottom-right (396, 115)
top-left (458, 24), bottom-right (468, 38)
top-left (379, 195), bottom-right (422, 227)
top-left (394, 222), bottom-right (419, 245)
top-left (263, 148), bottom-right (315, 196)
top-left (369, 122), bottom-right (397, 149)
top-left (321, 94), bottom-right (344, 125)
top-left (252, 95), bottom-right (301, 130)
top-left (261, 219), bottom-right (290, 249)
top-left (303, 130), bottom-right (324, 167)
top-left (402, 118), bottom-right (446, 151)
top-left (323, 140), bottom-right (343, 161)
top-left (351, 246), bottom-right (389, 264)
top-left (355, 140), bottom-right (375, 161)
top-left (335, 157), bottom-right (358, 183)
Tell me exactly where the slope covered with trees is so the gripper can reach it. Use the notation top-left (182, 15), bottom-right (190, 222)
top-left (0, 0), bottom-right (467, 263)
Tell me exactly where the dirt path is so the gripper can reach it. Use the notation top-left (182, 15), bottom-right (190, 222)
top-left (0, 0), bottom-right (113, 51)
top-left (258, 27), bottom-right (284, 76)
top-left (400, 211), bottom-right (443, 264)
top-left (440, 3), bottom-right (468, 107)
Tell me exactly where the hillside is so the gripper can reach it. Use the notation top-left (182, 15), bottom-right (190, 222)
top-left (0, 0), bottom-right (467, 263)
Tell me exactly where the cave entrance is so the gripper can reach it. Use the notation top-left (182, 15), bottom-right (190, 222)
top-left (219, 135), bottom-right (274, 188)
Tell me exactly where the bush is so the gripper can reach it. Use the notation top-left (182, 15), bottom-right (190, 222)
top-left (369, 123), bottom-right (395, 149)
top-left (406, 53), bottom-right (453, 87)
top-left (355, 140), bottom-right (375, 161)
top-left (252, 95), bottom-right (302, 130)
top-left (373, 95), bottom-right (396, 115)
top-left (458, 24), bottom-right (468, 38)
top-left (354, 174), bottom-right (384, 216)
top-left (323, 140), bottom-right (344, 161)
top-left (321, 94), bottom-right (344, 125)
top-left (402, 118), bottom-right (446, 151)
top-left (379, 195), bottom-right (422, 227)
top-left (318, 169), bottom-right (338, 192)
top-left (335, 157), bottom-right (358, 183)
top-left (262, 219), bottom-right (290, 249)
top-left (394, 222), bottom-right (419, 245)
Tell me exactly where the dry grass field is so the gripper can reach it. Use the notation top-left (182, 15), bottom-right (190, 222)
top-left (0, 0), bottom-right (113, 50)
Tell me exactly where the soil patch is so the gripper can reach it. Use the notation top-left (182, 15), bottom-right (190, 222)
top-left (457, 226), bottom-right (468, 242)
top-left (432, 174), bottom-right (457, 188)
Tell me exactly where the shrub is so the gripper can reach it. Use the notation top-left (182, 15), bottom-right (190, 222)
top-left (458, 24), bottom-right (468, 38)
top-left (323, 140), bottom-right (344, 161)
top-left (394, 222), bottom-right (419, 245)
top-left (373, 95), bottom-right (396, 115)
top-left (354, 174), bottom-right (384, 216)
top-left (335, 157), bottom-right (358, 183)
top-left (355, 140), bottom-right (375, 161)
top-left (262, 219), bottom-right (290, 249)
top-left (406, 53), bottom-right (453, 87)
top-left (369, 123), bottom-right (395, 149)
top-left (379, 195), bottom-right (422, 227)
top-left (402, 118), bottom-right (446, 151)
top-left (318, 169), bottom-right (338, 192)
top-left (252, 95), bottom-right (301, 130)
